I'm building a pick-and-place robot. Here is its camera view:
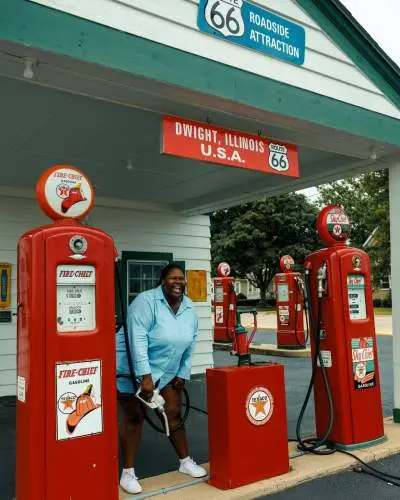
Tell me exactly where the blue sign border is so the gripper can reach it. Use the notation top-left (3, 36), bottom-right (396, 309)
top-left (197, 0), bottom-right (305, 66)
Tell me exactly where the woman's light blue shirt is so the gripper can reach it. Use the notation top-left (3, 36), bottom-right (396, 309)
top-left (116, 286), bottom-right (198, 392)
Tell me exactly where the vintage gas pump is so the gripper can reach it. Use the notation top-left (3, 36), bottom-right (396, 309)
top-left (213, 262), bottom-right (237, 342)
top-left (302, 205), bottom-right (384, 449)
top-left (16, 165), bottom-right (118, 500)
top-left (274, 255), bottom-right (306, 349)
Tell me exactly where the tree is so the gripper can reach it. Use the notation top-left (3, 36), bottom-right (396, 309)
top-left (317, 169), bottom-right (389, 285)
top-left (211, 193), bottom-right (320, 306)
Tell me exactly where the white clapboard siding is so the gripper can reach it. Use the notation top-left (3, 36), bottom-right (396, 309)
top-left (0, 196), bottom-right (213, 396)
top-left (29, 0), bottom-right (400, 119)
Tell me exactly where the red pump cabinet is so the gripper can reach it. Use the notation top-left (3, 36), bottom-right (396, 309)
top-left (305, 205), bottom-right (384, 449)
top-left (213, 262), bottom-right (237, 342)
top-left (16, 166), bottom-right (119, 500)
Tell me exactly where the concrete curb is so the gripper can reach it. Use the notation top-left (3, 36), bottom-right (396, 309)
top-left (213, 342), bottom-right (311, 358)
top-left (122, 419), bottom-right (400, 499)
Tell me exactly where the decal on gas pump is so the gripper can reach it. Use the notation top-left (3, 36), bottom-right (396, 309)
top-left (245, 386), bottom-right (274, 426)
top-left (278, 305), bottom-right (289, 325)
top-left (56, 360), bottom-right (103, 440)
top-left (317, 350), bottom-right (332, 368)
top-left (352, 338), bottom-right (376, 390)
top-left (215, 305), bottom-right (224, 324)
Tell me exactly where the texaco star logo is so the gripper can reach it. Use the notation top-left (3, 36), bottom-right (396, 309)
top-left (245, 386), bottom-right (274, 426)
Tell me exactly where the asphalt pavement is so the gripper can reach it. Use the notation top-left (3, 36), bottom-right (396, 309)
top-left (263, 453), bottom-right (400, 499)
top-left (0, 331), bottom-right (396, 499)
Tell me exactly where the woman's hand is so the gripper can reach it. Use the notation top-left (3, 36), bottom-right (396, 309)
top-left (173, 377), bottom-right (185, 391)
top-left (140, 374), bottom-right (154, 401)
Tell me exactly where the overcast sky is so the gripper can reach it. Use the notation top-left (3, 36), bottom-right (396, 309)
top-left (340, 0), bottom-right (400, 65)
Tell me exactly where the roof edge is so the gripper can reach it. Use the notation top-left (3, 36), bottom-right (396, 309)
top-left (296, 0), bottom-right (400, 110)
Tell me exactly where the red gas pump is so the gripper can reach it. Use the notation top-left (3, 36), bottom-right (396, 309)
top-left (274, 255), bottom-right (306, 349)
top-left (213, 262), bottom-right (237, 342)
top-left (303, 205), bottom-right (384, 449)
top-left (16, 165), bottom-right (118, 500)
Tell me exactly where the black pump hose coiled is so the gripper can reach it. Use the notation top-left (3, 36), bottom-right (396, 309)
top-left (115, 260), bottom-right (190, 434)
top-left (296, 266), bottom-right (335, 455)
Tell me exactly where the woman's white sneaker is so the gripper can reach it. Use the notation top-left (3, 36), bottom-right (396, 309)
top-left (178, 457), bottom-right (207, 478)
top-left (120, 468), bottom-right (143, 494)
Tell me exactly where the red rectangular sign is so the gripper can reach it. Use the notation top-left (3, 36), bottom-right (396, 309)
top-left (162, 116), bottom-right (299, 178)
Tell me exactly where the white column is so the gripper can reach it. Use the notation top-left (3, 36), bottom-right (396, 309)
top-left (389, 161), bottom-right (400, 421)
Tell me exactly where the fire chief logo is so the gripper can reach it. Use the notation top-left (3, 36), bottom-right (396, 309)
top-left (246, 386), bottom-right (273, 426)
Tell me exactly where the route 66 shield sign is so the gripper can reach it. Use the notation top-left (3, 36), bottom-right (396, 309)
top-left (268, 143), bottom-right (290, 172)
top-left (204, 0), bottom-right (245, 38)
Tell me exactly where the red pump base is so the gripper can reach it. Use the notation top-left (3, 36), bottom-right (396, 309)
top-left (207, 364), bottom-right (289, 489)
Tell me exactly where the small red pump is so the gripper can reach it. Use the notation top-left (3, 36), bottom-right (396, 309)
top-left (274, 255), bottom-right (306, 349)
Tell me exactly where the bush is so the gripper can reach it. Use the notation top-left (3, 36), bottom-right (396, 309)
top-left (237, 292), bottom-right (247, 300)
top-left (373, 298), bottom-right (382, 307)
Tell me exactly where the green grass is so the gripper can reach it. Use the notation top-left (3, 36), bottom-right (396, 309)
top-left (374, 307), bottom-right (392, 315)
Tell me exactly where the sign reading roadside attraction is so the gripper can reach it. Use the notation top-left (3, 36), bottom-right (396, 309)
top-left (162, 116), bottom-right (299, 178)
top-left (197, 0), bottom-right (305, 66)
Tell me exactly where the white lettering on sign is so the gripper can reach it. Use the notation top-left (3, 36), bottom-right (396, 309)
top-left (327, 213), bottom-right (350, 225)
top-left (352, 347), bottom-right (374, 363)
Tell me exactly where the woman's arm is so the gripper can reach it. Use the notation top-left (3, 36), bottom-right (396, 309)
top-left (176, 319), bottom-right (199, 380)
top-left (127, 294), bottom-right (154, 377)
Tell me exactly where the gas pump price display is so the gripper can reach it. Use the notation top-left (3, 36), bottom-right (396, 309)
top-left (347, 274), bottom-right (367, 320)
top-left (57, 265), bottom-right (96, 332)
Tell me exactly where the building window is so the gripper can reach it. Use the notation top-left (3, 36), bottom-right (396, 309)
top-left (127, 259), bottom-right (169, 304)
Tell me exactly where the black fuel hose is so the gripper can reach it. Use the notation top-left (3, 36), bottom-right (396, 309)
top-left (294, 279), bottom-right (308, 347)
top-left (115, 260), bottom-right (190, 434)
top-left (296, 266), bottom-right (335, 455)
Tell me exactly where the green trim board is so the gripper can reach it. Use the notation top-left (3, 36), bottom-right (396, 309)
top-left (334, 434), bottom-right (386, 450)
top-left (1, 0), bottom-right (399, 146)
top-left (393, 408), bottom-right (400, 423)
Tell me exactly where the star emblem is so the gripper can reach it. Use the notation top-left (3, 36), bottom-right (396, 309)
top-left (251, 399), bottom-right (266, 416)
top-left (62, 398), bottom-right (74, 410)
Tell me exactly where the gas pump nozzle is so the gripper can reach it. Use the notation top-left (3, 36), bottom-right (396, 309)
top-left (135, 388), bottom-right (170, 437)
top-left (317, 263), bottom-right (327, 298)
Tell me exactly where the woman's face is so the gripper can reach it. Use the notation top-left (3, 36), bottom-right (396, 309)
top-left (162, 268), bottom-right (186, 300)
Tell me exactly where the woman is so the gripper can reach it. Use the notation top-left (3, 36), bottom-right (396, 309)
top-left (116, 263), bottom-right (207, 494)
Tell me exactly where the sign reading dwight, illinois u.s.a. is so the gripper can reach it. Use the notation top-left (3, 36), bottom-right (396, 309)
top-left (197, 0), bottom-right (305, 66)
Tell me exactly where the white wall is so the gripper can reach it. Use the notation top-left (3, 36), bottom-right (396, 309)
top-left (29, 0), bottom-right (400, 119)
top-left (0, 196), bottom-right (212, 397)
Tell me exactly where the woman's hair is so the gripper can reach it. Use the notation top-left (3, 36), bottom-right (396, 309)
top-left (158, 262), bottom-right (185, 285)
